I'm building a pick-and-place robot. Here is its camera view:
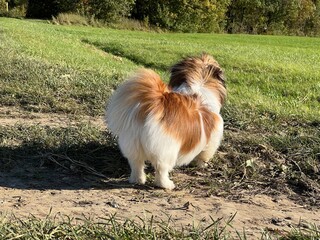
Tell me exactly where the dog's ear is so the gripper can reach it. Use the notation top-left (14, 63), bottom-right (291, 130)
top-left (169, 62), bottom-right (191, 89)
top-left (214, 67), bottom-right (225, 85)
top-left (206, 64), bottom-right (225, 87)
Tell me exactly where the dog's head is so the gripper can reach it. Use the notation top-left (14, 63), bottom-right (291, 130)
top-left (169, 53), bottom-right (226, 106)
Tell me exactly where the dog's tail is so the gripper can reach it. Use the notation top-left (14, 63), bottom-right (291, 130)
top-left (106, 69), bottom-right (168, 135)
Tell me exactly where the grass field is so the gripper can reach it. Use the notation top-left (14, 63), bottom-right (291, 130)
top-left (0, 17), bottom-right (319, 238)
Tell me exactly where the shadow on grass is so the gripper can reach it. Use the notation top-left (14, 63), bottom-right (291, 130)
top-left (82, 39), bottom-right (171, 72)
top-left (0, 120), bottom-right (319, 206)
top-left (0, 138), bottom-right (143, 190)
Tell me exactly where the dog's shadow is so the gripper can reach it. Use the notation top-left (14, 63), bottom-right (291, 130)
top-left (0, 136), bottom-right (147, 191)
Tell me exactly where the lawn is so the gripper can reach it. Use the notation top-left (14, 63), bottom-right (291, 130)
top-left (0, 17), bottom-right (319, 239)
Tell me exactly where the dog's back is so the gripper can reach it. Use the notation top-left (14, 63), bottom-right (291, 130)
top-left (106, 54), bottom-right (226, 189)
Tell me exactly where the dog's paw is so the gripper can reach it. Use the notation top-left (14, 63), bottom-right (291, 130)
top-left (195, 159), bottom-right (209, 168)
top-left (129, 173), bottom-right (146, 185)
top-left (155, 178), bottom-right (175, 190)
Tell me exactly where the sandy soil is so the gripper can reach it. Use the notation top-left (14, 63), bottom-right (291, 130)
top-left (1, 186), bottom-right (319, 238)
top-left (1, 107), bottom-right (319, 239)
top-left (0, 106), bottom-right (104, 128)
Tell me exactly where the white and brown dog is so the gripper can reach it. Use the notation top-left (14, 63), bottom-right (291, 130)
top-left (106, 54), bottom-right (226, 189)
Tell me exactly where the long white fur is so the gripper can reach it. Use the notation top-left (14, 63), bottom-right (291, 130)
top-left (106, 69), bottom-right (224, 190)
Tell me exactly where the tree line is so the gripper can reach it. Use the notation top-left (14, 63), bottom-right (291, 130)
top-left (1, 0), bottom-right (320, 36)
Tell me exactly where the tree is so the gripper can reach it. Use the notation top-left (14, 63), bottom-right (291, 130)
top-left (132, 0), bottom-right (231, 32)
top-left (226, 0), bottom-right (319, 35)
top-left (87, 0), bottom-right (135, 22)
top-left (0, 0), bottom-right (8, 12)
top-left (226, 0), bottom-right (267, 34)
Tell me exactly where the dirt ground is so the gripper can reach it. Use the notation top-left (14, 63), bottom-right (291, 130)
top-left (0, 107), bottom-right (319, 239)
top-left (1, 187), bottom-right (320, 238)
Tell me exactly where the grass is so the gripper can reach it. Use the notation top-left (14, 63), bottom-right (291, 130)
top-left (1, 18), bottom-right (319, 119)
top-left (0, 17), bottom-right (319, 238)
top-left (0, 213), bottom-right (319, 239)
top-left (0, 212), bottom-right (238, 240)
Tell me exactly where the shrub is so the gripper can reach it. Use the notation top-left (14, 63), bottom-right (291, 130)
top-left (225, 0), bottom-right (320, 36)
top-left (87, 0), bottom-right (135, 23)
top-left (0, 0), bottom-right (27, 18)
top-left (1, 6), bottom-right (26, 18)
top-left (107, 17), bottom-right (160, 31)
top-left (51, 13), bottom-right (157, 32)
top-left (52, 13), bottom-right (89, 26)
top-left (131, 0), bottom-right (230, 33)
top-left (0, 0), bottom-right (7, 11)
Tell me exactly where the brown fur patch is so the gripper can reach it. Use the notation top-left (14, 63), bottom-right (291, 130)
top-left (199, 106), bottom-right (220, 140)
top-left (119, 53), bottom-right (225, 155)
top-left (131, 70), bottom-right (216, 154)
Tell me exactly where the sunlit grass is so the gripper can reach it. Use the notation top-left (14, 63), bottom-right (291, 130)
top-left (0, 212), bottom-right (319, 239)
top-left (0, 17), bottom-right (319, 239)
top-left (1, 17), bottom-right (319, 121)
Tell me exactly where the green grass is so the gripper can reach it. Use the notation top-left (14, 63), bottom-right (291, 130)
top-left (0, 17), bottom-right (319, 238)
top-left (0, 213), bottom-right (319, 240)
top-left (0, 213), bottom-right (238, 240)
top-left (1, 18), bottom-right (319, 119)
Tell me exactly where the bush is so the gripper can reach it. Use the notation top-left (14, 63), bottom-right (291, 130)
top-left (107, 17), bottom-right (160, 31)
top-left (0, 0), bottom-right (27, 18)
top-left (51, 13), bottom-right (157, 32)
top-left (52, 13), bottom-right (89, 26)
top-left (86, 0), bottom-right (135, 23)
top-left (225, 0), bottom-right (320, 36)
top-left (131, 0), bottom-right (230, 33)
top-left (0, 0), bottom-right (7, 11)
top-left (19, 0), bottom-right (320, 35)
top-left (0, 6), bottom-right (26, 18)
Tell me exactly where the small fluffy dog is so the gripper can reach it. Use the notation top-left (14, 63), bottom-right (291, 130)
top-left (106, 54), bottom-right (226, 189)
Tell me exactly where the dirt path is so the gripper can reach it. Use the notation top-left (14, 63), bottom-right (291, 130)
top-left (1, 106), bottom-right (319, 239)
top-left (0, 106), bottom-right (104, 128)
top-left (1, 186), bottom-right (319, 238)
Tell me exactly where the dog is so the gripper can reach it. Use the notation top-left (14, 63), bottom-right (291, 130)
top-left (106, 54), bottom-right (226, 189)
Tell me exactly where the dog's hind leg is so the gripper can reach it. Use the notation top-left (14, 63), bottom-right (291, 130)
top-left (118, 134), bottom-right (146, 185)
top-left (195, 116), bottom-right (224, 168)
top-left (154, 161), bottom-right (175, 190)
top-left (128, 156), bottom-right (146, 184)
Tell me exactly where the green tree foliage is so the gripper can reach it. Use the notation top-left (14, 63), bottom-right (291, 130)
top-left (18, 0), bottom-right (320, 35)
top-left (0, 0), bottom-right (7, 11)
top-left (226, 0), bottom-right (320, 35)
top-left (226, 0), bottom-right (265, 33)
top-left (284, 0), bottom-right (316, 34)
top-left (7, 0), bottom-right (27, 8)
top-left (86, 0), bottom-right (135, 22)
top-left (132, 0), bottom-right (231, 32)
top-left (1, 0), bottom-right (28, 17)
top-left (307, 0), bottom-right (320, 35)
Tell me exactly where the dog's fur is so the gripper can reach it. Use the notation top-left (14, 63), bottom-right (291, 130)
top-left (106, 54), bottom-right (226, 189)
